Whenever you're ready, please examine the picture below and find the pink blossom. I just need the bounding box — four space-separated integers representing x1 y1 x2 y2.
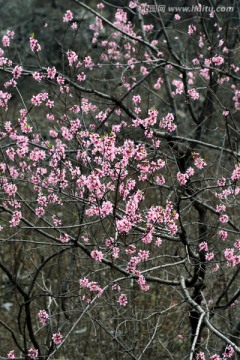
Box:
46 100 54 108
188 24 197 35
56 75 65 85
216 204 226 212
38 310 49 325
141 230 153 244
132 95 141 104
234 239 240 249
205 252 214 261
96 110 108 122
6 30 15 39
31 92 48 106
140 66 148 75
112 283 121 291
77 72 86 81
79 278 103 297
192 152 207 169
212 56 224 66
211 264 220 272
177 172 189 185
222 344 234 358
219 230 228 240
222 110 229 116
160 112 176 132
118 293 128 306
153 77 163 89
35 207 45 217
0 90 12 110
116 217 133 233
3 183 17 197
137 275 150 291
61 126 73 140
84 56 94 69
4 79 17 88
224 248 234 261
28 348 38 359
63 10 73 23
155 175 165 186
218 177 226 186
196 352 206 360
204 58 212 67
9 168 19 179
29 37 41 52
219 214 229 223
59 233 70 243
89 281 103 296
91 249 104 262
209 10 215 18
155 238 163 246
52 332 63 345
231 164 240 180
47 66 56 79
49 130 58 138
29 148 46 161
100 201 113 217
186 167 194 176
129 1 137 8
97 3 105 9
168 222 178 235
79 277 90 287
198 35 205 48
67 50 78 66
137 249 149 261
12 65 22 79
199 242 208 251
112 247 120 259
2 35 10 47
126 256 140 272
52 215 62 227
105 238 114 248
71 22 78 29
9 211 22 227
33 72 45 82
192 58 199 65
125 244 136 254
172 79 184 94
188 88 200 100
218 39 224 47
174 14 181 20
7 351 15 359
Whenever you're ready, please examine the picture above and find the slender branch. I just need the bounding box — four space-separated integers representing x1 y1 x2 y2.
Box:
189 312 205 360
153 131 240 158
0 320 24 353
180 276 240 354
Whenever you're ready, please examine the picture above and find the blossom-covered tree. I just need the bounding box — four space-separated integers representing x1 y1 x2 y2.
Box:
0 1 240 359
